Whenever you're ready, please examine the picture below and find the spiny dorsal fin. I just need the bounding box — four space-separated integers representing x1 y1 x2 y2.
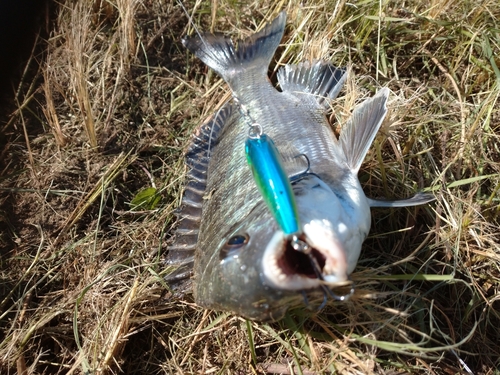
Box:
277 61 346 108
182 12 286 85
165 102 235 285
338 87 389 172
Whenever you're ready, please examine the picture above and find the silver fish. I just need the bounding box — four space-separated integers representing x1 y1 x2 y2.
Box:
166 11 434 321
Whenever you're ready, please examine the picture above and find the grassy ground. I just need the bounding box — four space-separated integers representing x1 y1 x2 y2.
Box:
0 0 499 373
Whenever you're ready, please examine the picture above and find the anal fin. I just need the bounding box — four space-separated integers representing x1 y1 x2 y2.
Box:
338 88 389 172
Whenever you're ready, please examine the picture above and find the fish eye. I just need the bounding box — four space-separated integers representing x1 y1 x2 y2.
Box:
220 233 249 260
226 234 248 247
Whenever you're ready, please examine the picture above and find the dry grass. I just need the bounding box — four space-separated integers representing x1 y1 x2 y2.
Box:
0 0 499 374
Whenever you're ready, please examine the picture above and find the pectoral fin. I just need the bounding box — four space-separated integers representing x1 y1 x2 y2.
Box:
368 192 436 208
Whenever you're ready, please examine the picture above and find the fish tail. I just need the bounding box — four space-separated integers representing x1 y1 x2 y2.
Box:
182 11 286 86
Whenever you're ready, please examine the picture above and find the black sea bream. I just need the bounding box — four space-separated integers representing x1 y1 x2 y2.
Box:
166 11 434 321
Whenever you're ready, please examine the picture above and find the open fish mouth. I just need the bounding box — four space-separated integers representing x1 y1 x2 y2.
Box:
262 230 350 291
279 236 326 279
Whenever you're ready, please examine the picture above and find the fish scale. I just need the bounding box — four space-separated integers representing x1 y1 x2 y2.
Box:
166 11 435 321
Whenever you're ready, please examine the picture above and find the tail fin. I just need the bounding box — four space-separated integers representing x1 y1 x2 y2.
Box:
182 11 286 85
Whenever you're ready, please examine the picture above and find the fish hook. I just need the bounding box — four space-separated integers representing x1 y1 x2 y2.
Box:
288 154 324 185
292 235 355 311
301 290 310 307
289 154 311 182
301 287 329 312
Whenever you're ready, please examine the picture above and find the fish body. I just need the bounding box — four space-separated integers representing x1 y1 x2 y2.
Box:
166 12 434 321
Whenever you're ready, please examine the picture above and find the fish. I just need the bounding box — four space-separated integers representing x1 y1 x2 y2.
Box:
165 11 435 321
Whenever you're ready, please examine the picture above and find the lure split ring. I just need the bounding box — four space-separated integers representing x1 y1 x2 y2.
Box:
248 123 263 139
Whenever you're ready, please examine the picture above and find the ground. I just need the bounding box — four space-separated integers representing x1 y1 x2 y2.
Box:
0 0 499 374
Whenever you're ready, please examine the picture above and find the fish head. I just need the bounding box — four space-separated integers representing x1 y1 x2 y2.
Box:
195 207 295 321
262 175 365 292
195 176 364 321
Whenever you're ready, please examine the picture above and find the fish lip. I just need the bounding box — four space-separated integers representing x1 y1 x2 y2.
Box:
262 230 348 291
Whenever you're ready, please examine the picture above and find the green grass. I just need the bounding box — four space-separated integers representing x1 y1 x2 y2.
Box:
0 0 499 373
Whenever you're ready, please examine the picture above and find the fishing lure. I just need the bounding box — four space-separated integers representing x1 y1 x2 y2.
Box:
245 134 300 237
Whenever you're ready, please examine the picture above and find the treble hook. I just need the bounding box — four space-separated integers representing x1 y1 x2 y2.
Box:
288 154 324 186
289 154 311 182
292 236 355 312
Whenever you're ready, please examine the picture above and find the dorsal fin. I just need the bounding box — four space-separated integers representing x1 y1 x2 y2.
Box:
277 61 346 108
165 102 235 287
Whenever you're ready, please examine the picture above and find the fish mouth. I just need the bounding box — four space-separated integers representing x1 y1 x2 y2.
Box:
278 237 326 278
262 230 349 291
